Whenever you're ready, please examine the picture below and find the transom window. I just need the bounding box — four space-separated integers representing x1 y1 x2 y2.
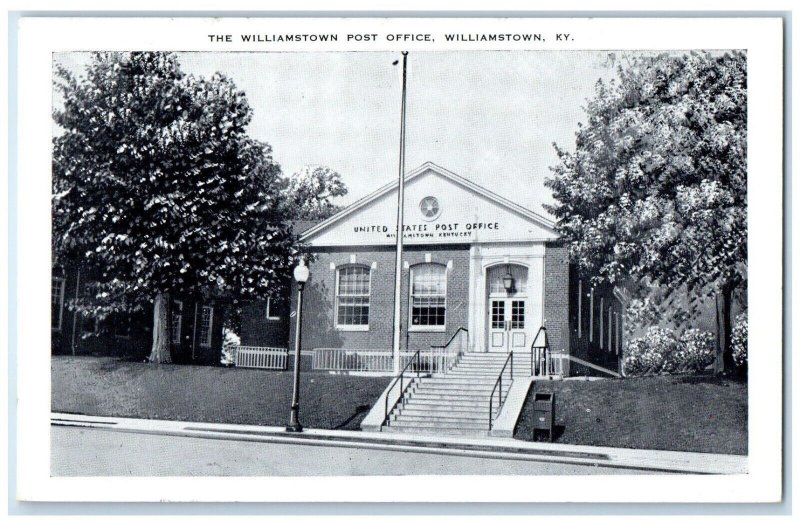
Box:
488 264 528 295
336 265 371 328
410 263 447 328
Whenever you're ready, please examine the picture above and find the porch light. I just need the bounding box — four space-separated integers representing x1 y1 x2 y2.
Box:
502 267 514 293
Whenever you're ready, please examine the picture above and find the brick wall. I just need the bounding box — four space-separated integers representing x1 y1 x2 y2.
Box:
287 245 471 351
240 299 291 348
543 242 570 354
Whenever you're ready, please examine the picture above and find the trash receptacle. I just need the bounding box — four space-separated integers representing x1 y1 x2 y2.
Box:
532 392 555 442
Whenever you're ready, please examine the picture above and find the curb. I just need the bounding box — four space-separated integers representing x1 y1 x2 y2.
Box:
51 413 747 475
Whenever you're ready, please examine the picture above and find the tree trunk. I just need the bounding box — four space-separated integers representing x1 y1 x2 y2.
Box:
715 283 734 374
149 291 172 363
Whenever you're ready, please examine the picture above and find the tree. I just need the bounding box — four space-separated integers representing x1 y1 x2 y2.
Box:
282 165 348 221
53 52 298 363
545 51 746 372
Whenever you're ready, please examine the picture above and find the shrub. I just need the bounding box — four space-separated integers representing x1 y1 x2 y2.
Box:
676 329 716 373
732 311 748 369
622 327 678 376
220 328 241 366
623 326 715 376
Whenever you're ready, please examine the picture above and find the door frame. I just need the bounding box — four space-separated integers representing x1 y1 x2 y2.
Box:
483 262 535 353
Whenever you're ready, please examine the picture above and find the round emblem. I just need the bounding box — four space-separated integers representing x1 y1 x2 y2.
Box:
419 196 441 221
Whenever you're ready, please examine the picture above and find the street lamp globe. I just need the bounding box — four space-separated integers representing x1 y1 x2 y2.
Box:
294 260 310 284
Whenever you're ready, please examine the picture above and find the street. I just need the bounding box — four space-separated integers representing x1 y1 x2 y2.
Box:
51 426 643 476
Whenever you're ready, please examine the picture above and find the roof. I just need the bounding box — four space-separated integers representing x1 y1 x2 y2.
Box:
300 162 557 242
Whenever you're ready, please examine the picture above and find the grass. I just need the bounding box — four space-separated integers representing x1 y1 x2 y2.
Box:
514 375 748 455
52 356 390 431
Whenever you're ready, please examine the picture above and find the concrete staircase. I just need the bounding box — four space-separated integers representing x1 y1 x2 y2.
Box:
383 352 532 437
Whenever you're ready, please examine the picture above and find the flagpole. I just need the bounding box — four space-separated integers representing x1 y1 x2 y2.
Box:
392 51 409 375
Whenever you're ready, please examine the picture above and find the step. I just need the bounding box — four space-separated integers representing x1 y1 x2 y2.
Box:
396 408 491 419
411 387 504 397
417 377 500 386
409 393 505 403
400 398 498 409
382 425 489 437
390 416 488 429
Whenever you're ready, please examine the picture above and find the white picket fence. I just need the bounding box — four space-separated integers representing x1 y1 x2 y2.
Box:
312 348 457 374
233 346 289 370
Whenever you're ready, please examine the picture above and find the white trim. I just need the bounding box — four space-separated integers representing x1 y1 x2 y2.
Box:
300 162 558 242
266 298 280 321
199 305 213 348
334 264 371 331
51 276 65 331
171 300 184 345
408 262 448 331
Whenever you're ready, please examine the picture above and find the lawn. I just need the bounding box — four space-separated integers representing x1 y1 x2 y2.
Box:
52 356 390 430
514 375 748 455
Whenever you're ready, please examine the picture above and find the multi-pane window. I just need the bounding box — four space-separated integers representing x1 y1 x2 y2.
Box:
488 265 528 295
199 305 214 347
170 300 183 344
51 277 65 330
510 300 525 329
335 266 370 328
410 263 447 328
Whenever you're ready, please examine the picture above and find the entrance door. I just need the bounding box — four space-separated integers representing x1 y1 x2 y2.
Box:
488 298 528 353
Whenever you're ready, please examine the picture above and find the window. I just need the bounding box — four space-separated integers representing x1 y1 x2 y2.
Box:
51 277 65 330
410 263 447 329
266 298 280 320
199 305 214 348
488 265 528 295
335 265 371 329
81 283 98 334
170 300 183 344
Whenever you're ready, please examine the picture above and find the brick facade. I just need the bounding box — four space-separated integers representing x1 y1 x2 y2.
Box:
286 245 471 351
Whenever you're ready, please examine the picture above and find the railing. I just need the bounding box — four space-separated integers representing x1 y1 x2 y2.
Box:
312 344 467 374
384 350 422 427
429 326 468 374
233 346 289 370
488 351 514 430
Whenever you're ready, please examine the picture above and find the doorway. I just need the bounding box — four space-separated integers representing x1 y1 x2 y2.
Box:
486 264 531 353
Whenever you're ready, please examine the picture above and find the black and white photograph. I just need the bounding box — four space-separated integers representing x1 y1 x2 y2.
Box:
9 14 785 506
48 46 750 477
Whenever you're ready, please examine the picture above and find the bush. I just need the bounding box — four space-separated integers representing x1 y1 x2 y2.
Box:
623 326 715 376
677 329 716 373
732 311 748 369
622 327 677 376
220 328 241 366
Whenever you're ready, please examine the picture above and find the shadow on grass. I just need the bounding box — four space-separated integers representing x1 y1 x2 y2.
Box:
333 404 371 430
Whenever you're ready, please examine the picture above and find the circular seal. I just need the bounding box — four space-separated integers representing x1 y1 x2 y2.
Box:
419 196 441 221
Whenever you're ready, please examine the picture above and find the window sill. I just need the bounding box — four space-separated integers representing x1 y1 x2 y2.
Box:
408 326 447 333
336 325 370 332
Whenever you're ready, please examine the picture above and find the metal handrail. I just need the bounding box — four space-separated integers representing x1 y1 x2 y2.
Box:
384 350 422 427
531 326 549 377
430 327 468 373
430 326 468 350
488 351 513 430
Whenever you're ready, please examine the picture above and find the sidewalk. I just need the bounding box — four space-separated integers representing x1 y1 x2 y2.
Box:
51 412 747 475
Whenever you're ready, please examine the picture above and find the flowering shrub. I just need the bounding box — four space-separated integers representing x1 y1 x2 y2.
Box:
732 311 748 369
677 329 716 373
220 328 241 366
622 327 678 376
623 326 715 376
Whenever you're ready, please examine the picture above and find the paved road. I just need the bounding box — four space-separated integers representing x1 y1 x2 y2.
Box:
51 426 642 476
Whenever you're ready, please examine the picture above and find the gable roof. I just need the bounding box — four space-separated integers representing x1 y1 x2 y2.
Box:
300 162 557 242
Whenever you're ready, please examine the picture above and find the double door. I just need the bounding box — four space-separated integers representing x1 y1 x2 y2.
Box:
488 298 529 353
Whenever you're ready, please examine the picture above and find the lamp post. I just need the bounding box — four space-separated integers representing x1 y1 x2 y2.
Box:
286 259 310 433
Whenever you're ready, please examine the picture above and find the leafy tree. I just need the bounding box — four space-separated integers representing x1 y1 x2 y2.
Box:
546 51 746 372
282 165 348 221
53 52 298 363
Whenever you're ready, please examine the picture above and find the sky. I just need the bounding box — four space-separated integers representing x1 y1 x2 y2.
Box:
54 51 620 215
